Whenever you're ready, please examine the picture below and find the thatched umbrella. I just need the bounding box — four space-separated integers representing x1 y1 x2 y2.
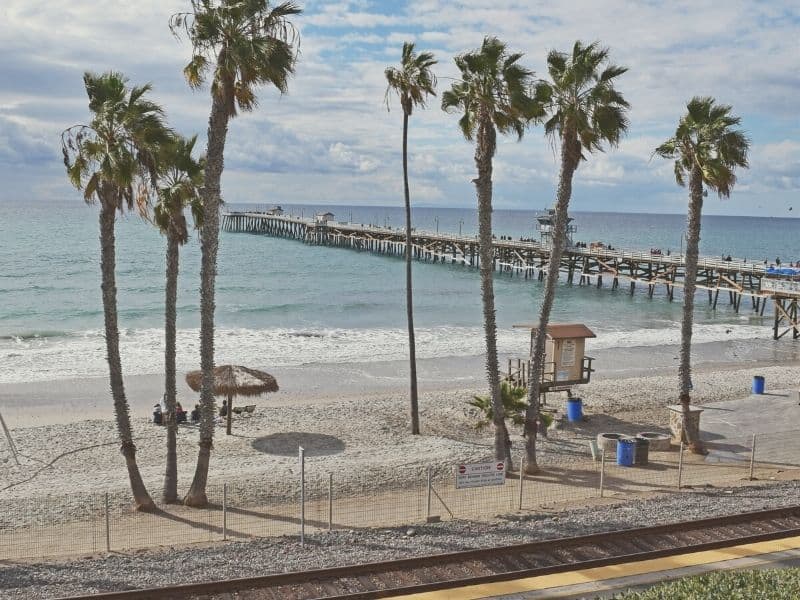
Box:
185 365 279 435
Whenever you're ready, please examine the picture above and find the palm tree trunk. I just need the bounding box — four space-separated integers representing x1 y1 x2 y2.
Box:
679 164 706 454
474 111 507 467
99 197 154 511
524 131 580 474
402 110 420 435
163 228 180 503
185 91 229 507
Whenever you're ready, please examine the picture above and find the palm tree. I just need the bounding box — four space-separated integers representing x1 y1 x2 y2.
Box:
62 72 171 510
469 382 528 459
152 135 204 503
442 37 543 469
655 97 749 453
384 42 437 436
523 41 629 474
170 0 301 507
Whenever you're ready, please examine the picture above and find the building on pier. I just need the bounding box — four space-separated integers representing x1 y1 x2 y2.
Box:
536 208 576 247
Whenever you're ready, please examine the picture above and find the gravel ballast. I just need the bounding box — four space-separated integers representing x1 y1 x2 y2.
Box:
3 480 800 599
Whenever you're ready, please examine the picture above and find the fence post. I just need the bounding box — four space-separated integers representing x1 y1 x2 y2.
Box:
517 455 525 510
599 450 606 497
749 433 757 481
677 441 684 489
299 446 305 547
222 482 228 542
104 492 110 553
426 466 432 521
328 472 333 531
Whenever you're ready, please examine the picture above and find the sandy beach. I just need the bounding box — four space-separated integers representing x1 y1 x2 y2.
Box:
1 338 799 512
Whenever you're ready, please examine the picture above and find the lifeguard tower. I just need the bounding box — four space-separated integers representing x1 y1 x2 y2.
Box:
510 323 595 393
536 208 577 247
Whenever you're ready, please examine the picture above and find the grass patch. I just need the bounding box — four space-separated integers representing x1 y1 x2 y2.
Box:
611 568 800 599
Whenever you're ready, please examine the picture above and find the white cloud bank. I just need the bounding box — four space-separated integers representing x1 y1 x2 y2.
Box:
0 0 797 215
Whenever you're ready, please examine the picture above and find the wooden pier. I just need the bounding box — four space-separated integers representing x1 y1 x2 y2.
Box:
221 211 800 340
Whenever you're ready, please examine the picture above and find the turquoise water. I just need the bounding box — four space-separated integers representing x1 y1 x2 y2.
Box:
0 199 798 383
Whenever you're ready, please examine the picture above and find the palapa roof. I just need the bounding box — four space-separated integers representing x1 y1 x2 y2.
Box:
185 365 279 397
512 323 596 340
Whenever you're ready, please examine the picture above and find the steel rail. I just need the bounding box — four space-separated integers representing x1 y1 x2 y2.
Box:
58 505 800 600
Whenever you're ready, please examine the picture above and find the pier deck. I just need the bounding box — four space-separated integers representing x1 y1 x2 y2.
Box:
221 211 800 340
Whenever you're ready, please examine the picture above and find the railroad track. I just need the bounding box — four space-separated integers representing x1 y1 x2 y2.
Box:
62 505 800 600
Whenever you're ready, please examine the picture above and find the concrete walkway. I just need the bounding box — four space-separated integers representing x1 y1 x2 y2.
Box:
489 541 800 599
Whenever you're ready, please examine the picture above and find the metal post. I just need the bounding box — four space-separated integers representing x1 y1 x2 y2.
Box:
0 410 20 466
518 456 525 510
599 450 606 497
222 482 228 541
299 446 305 547
328 472 333 531
426 466 432 521
104 492 110 553
677 441 684 489
749 433 757 480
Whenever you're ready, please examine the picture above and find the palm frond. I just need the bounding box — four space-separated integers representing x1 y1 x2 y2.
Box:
173 0 301 118
62 72 170 213
384 41 438 115
442 36 542 142
655 96 749 197
542 40 629 161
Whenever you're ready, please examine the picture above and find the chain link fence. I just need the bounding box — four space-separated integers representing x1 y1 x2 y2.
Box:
2 429 798 560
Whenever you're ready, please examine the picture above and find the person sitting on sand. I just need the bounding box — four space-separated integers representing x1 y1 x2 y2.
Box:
219 399 228 418
190 404 200 423
175 402 187 424
152 404 162 425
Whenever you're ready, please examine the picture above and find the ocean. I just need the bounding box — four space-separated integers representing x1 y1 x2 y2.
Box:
1 198 798 384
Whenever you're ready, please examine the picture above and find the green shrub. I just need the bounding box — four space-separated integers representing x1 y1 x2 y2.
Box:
611 568 800 599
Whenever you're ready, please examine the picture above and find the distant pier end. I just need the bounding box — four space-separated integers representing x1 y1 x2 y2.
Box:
221 210 800 340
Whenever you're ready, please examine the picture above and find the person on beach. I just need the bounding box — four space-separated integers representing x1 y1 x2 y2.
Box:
190 404 200 423
175 402 187 424
219 399 228 418
152 404 162 425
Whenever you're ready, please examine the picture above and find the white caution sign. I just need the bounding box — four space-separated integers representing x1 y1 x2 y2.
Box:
455 461 506 489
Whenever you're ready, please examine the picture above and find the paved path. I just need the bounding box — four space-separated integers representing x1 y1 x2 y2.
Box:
699 389 800 468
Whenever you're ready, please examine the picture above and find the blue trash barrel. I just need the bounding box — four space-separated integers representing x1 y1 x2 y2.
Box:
566 398 583 422
752 375 765 394
616 438 636 466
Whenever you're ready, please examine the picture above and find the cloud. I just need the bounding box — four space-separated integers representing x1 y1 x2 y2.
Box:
0 0 797 215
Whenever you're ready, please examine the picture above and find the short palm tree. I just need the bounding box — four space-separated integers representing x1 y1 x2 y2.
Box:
655 97 749 453
384 42 437 436
523 41 629 474
469 382 528 459
152 135 204 503
442 36 543 469
62 72 171 510
170 0 301 507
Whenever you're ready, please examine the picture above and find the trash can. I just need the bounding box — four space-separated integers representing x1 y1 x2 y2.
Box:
616 438 636 467
566 398 583 422
634 437 650 466
752 375 765 395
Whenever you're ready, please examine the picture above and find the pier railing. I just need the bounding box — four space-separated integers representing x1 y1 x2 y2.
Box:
223 211 772 275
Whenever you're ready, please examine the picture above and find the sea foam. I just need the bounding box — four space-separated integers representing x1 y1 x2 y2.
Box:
0 322 773 384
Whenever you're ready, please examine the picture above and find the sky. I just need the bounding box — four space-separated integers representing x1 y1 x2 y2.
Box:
0 0 798 216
